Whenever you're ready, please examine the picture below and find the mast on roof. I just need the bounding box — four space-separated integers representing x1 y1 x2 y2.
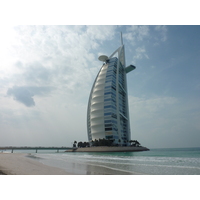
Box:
120 32 123 45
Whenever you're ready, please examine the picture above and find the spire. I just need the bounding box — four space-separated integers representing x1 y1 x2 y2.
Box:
120 32 123 45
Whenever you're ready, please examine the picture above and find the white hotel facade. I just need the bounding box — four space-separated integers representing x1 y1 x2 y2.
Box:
87 35 136 146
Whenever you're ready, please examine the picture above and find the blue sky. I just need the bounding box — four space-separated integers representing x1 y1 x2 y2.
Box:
0 25 200 148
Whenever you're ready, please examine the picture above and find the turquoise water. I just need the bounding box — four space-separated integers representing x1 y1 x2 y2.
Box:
27 147 200 175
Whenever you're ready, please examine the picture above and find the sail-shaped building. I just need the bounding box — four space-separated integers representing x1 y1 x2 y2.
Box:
87 34 136 146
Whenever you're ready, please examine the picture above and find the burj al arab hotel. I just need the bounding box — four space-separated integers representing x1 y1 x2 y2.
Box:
87 34 136 146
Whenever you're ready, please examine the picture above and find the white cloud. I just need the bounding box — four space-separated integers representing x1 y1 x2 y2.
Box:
1 25 199 149
1 26 117 106
123 25 168 63
0 25 119 146
133 46 149 61
86 25 116 41
154 25 167 42
124 25 150 43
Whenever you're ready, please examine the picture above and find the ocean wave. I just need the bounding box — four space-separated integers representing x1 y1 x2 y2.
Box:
34 150 200 175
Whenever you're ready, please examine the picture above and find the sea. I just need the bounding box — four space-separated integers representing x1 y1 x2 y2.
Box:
8 147 200 175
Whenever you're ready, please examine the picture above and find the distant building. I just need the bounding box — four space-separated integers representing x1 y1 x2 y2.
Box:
87 34 136 146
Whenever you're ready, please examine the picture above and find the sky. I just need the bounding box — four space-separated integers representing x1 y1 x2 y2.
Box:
0 25 200 149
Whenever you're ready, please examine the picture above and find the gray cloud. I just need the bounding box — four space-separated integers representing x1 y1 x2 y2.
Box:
7 86 53 107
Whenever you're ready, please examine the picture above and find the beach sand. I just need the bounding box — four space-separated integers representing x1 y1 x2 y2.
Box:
0 153 73 175
0 153 136 175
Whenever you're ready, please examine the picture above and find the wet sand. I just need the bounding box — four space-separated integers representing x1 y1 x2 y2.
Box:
0 153 138 175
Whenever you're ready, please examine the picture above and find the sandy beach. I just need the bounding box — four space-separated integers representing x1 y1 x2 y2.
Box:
0 153 136 175
0 153 73 175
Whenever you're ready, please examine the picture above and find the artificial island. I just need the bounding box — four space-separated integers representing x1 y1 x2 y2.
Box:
69 33 149 152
